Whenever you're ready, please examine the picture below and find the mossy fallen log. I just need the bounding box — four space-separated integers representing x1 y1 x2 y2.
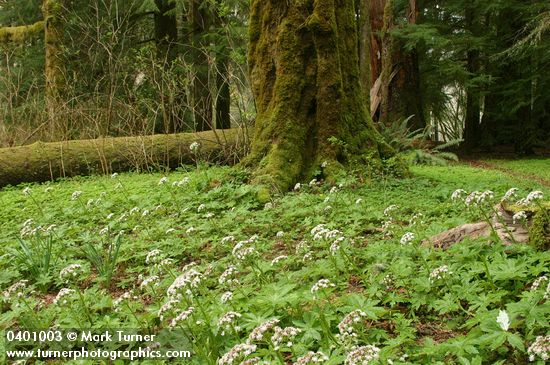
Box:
0 21 44 44
0 129 248 188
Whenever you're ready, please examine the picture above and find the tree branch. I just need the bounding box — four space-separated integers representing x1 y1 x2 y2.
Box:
0 21 44 44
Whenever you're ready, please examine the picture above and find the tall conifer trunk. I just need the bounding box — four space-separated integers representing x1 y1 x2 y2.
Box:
246 0 399 191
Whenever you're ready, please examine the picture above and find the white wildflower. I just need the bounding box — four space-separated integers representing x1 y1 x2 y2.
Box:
134 71 146 87
264 202 273 209
309 179 318 187
337 310 366 343
167 267 203 298
218 311 242 335
2 280 28 300
355 198 363 204
165 228 176 234
271 255 288 266
247 319 280 343
271 326 301 350
451 189 466 201
311 279 335 295
294 183 301 191
384 205 399 216
189 142 201 154
513 211 528 224
146 249 162 264
158 298 179 320
344 345 380 365
294 351 329 365
221 236 235 245
54 288 75 305
221 291 233 303
531 276 548 291
496 310 510 331
527 335 550 362
276 231 285 238
169 307 195 328
429 265 452 282
502 188 518 202
158 177 168 185
59 264 83 283
525 191 544 204
22 187 31 196
219 265 238 285
217 343 257 365
140 275 160 290
329 186 338 194
400 232 415 245
71 191 82 200
186 226 196 233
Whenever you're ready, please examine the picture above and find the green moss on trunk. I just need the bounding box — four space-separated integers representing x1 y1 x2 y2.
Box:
246 0 401 192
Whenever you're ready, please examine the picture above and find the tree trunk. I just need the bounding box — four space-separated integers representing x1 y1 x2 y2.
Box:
42 0 66 124
189 0 213 132
0 129 246 188
246 0 400 192
214 6 231 130
462 3 481 150
371 0 425 129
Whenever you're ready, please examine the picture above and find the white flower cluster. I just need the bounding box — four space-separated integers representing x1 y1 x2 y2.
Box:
189 142 201 154
219 265 239 285
59 264 83 283
310 224 335 239
158 298 179 320
530 276 550 300
158 177 169 185
400 232 415 245
20 219 56 238
382 274 394 288
221 236 235 244
311 279 335 295
217 343 257 365
271 326 301 350
169 307 194 328
247 319 280 343
344 345 380 365
2 280 28 300
451 189 466 201
167 265 203 298
221 291 233 303
518 191 544 206
218 312 242 335
271 255 288 266
140 275 160 290
172 177 190 187
54 288 75 305
429 265 452 282
528 335 550 362
513 211 528 224
294 351 329 364
113 292 133 311
337 310 366 344
232 236 258 261
145 249 162 264
383 205 399 217
502 188 518 202
71 191 82 200
496 310 510 331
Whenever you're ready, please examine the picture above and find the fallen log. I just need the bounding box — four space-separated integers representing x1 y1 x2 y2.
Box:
426 203 548 249
0 128 249 188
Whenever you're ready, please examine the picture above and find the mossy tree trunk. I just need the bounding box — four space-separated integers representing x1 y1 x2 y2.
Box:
246 0 398 192
42 0 66 124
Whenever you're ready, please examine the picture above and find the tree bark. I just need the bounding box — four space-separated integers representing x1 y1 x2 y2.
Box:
42 0 66 123
0 129 246 188
371 0 425 130
246 0 400 192
189 0 213 132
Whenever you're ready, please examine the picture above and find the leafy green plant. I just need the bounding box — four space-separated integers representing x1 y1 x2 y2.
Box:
83 234 123 288
13 235 57 291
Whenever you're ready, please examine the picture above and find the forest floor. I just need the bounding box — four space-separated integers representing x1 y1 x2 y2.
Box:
0 161 549 364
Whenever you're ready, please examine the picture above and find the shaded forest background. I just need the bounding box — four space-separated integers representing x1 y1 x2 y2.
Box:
0 0 549 154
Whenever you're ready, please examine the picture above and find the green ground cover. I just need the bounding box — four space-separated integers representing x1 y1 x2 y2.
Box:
0 163 549 364
481 159 550 183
